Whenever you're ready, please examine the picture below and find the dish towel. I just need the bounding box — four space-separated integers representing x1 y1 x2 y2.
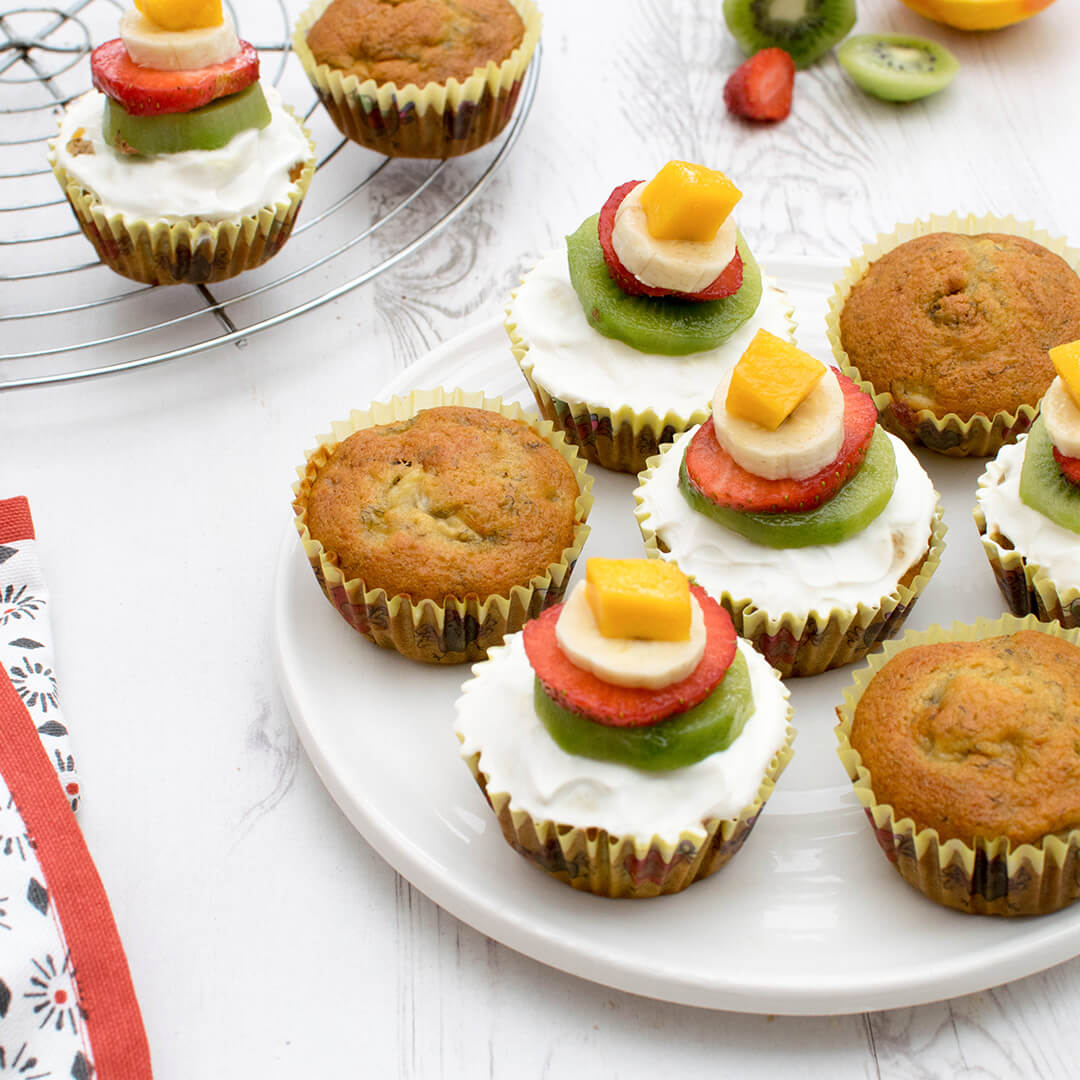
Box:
0 497 153 1079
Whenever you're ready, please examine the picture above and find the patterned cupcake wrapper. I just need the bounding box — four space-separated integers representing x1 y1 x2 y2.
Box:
505 292 797 476
292 388 593 665
632 441 947 677
826 212 1080 457
48 114 315 286
460 719 794 899
835 614 1080 916
292 0 540 159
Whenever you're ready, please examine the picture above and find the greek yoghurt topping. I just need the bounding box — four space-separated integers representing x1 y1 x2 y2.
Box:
977 437 1080 592
454 635 789 844
635 429 938 621
53 86 310 223
508 248 794 419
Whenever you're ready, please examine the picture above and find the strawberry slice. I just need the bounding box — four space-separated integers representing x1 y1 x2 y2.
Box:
684 372 878 514
1052 445 1080 487
522 585 737 728
91 38 259 116
597 181 744 301
724 48 795 123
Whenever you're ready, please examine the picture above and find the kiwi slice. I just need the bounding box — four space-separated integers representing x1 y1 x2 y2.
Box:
723 0 856 69
837 34 959 102
104 82 272 156
1019 417 1080 534
566 217 763 356
679 427 897 549
533 650 754 772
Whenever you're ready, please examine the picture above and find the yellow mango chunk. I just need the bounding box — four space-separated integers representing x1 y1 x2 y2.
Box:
640 161 742 243
134 0 223 31
1049 340 1080 409
725 330 827 432
585 558 691 642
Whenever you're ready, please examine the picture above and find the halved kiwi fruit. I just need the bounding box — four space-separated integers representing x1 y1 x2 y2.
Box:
104 82 272 156
723 0 856 69
837 33 959 102
1019 417 1080 534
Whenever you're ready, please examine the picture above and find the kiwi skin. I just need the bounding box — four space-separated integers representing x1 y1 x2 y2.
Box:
837 33 960 103
723 0 856 70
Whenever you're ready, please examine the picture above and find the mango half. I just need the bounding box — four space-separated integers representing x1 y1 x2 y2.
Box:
896 0 1056 31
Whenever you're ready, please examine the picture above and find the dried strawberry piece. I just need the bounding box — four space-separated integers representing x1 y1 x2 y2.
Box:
522 586 736 728
1052 445 1080 488
684 372 878 513
597 181 744 300
724 48 795 122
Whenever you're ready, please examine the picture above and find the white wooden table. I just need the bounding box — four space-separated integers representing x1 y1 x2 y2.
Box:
5 0 1080 1074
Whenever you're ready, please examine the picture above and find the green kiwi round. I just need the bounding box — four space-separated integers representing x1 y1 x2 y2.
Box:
1019 416 1080 534
565 217 763 356
722 0 856 69
104 82 272 156
837 34 959 102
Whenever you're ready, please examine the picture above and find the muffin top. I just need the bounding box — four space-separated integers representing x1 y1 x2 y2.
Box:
301 406 579 602
849 630 1080 846
839 232 1080 421
305 0 524 87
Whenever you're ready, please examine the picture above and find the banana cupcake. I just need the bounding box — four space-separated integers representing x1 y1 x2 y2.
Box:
828 213 1080 457
50 1 314 285
454 558 794 898
293 0 540 158
836 617 1080 916
634 332 944 676
507 161 795 474
292 389 592 664
974 339 1080 627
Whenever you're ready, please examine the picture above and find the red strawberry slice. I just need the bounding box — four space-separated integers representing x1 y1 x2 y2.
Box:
91 38 259 116
597 181 744 301
684 371 878 514
522 585 737 728
1053 445 1080 487
724 48 795 123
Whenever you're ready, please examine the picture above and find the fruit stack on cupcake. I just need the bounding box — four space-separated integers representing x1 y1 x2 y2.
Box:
507 161 795 474
975 340 1080 626
50 0 314 285
635 331 944 676
454 557 792 898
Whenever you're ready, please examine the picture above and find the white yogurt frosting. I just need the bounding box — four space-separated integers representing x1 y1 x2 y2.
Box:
977 437 1080 592
508 247 793 419
54 86 311 223
634 429 938 621
454 634 789 844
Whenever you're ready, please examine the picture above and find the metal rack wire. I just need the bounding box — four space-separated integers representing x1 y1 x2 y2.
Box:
0 0 539 390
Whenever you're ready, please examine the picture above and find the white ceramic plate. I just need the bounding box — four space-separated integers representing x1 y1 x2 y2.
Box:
273 257 1080 1014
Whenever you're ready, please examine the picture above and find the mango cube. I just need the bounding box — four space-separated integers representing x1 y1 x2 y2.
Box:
640 161 742 244
1050 340 1080 409
585 558 691 642
725 330 826 432
135 0 223 30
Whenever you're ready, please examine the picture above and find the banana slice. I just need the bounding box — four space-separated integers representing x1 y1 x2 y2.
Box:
554 582 706 690
120 10 239 71
1041 376 1080 458
712 366 846 481
611 181 738 295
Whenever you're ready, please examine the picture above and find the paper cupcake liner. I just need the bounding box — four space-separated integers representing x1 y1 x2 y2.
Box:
49 113 315 286
505 291 797 476
973 474 1080 628
292 388 593 665
835 615 1080 916
633 440 947 677
826 212 1080 458
292 0 540 159
460 717 794 899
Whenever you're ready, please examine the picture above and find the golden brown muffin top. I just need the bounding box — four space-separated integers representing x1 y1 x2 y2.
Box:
306 0 524 87
302 406 579 603
839 233 1080 421
849 631 1080 846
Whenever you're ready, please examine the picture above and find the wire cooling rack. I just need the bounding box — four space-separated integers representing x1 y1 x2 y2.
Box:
0 0 540 390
